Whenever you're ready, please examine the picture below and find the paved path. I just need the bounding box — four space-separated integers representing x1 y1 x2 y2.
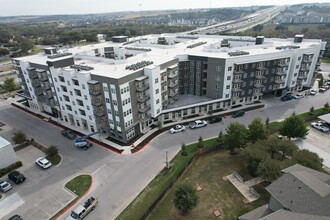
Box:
226 173 263 203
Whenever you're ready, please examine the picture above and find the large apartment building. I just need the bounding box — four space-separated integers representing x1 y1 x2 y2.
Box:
13 34 326 144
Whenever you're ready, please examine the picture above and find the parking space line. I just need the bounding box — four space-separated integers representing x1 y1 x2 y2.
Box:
92 163 107 176
39 205 51 217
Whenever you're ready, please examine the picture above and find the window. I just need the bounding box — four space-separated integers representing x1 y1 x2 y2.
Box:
216 66 221 72
107 109 112 114
61 86 67 92
74 89 81 96
228 66 232 71
72 79 79 86
298 56 301 61
113 100 117 106
79 109 86 116
67 81 70 85
87 106 90 110
57 87 60 92
84 95 88 100
296 65 299 69
59 76 65 82
77 99 84 106
121 88 124 94
243 73 247 78
59 97 62 101
215 84 220 90
155 78 159 83
72 101 75 106
227 76 231 80
156 89 159 94
105 98 110 103
70 91 73 96
156 99 159 104
225 94 229 98
66 105 72 111
63 95 70 102
294 73 297 77
157 109 160 114
196 64 201 69
250 72 254 77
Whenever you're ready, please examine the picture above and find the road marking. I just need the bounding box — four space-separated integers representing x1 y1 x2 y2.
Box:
39 205 51 217
92 163 107 176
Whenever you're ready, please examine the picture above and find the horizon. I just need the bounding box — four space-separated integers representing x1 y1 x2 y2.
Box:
0 0 327 17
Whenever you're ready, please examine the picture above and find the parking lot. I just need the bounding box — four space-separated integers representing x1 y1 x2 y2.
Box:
294 126 330 168
0 145 75 219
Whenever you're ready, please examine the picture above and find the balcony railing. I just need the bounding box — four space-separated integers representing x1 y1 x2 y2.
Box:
137 94 150 103
274 79 285 84
91 98 103 107
255 74 264 80
277 62 288 67
168 72 178 79
253 84 264 88
138 105 151 113
136 84 150 92
300 66 309 71
89 89 101 96
233 69 244 74
232 87 242 92
298 74 307 79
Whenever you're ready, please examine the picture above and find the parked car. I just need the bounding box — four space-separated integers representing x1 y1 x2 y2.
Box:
281 93 294 101
170 125 185 134
209 115 222 124
189 120 207 129
8 215 23 220
61 129 77 140
0 180 12 192
36 157 52 169
8 171 26 184
310 89 317 96
232 111 245 118
293 93 304 99
311 122 329 132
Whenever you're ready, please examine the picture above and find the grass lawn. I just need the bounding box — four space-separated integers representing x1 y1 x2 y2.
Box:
148 151 270 220
46 154 61 166
65 174 92 197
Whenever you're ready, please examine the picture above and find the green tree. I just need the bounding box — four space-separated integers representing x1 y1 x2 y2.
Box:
2 77 18 93
197 136 204 148
181 143 188 156
257 158 283 182
279 115 308 140
242 144 269 176
174 182 199 215
248 117 267 143
12 130 27 144
223 122 248 154
277 140 298 160
293 149 323 171
46 145 59 157
217 130 224 145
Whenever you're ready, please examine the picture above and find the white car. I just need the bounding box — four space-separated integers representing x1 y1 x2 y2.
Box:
311 122 329 132
189 120 207 129
0 180 12 192
36 157 52 169
310 89 317 96
170 125 185 134
294 93 304 99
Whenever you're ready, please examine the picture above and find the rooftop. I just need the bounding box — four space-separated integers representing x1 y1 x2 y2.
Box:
14 34 324 80
0 136 11 149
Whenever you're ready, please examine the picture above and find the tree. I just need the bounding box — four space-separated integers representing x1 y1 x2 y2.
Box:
217 131 224 145
46 145 59 157
277 140 298 160
12 130 27 144
197 136 204 148
293 149 323 171
279 115 308 140
223 122 248 154
257 158 283 182
181 143 188 156
174 182 199 215
242 144 269 176
248 118 267 143
2 77 18 93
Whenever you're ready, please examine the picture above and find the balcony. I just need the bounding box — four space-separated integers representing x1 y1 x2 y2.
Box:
254 83 264 88
137 94 150 103
232 87 242 92
274 79 285 84
31 80 41 87
44 92 53 99
253 90 262 96
35 88 43 96
300 66 309 71
233 69 244 75
41 82 51 90
168 81 178 88
168 91 178 97
277 62 288 67
89 89 101 96
168 72 178 79
256 66 266 70
36 95 44 102
255 74 265 80
136 84 150 92
232 78 243 84
273 84 280 90
139 114 151 123
91 97 103 107
39 76 48 82
138 105 151 113
275 70 284 76
93 107 105 117
298 74 308 79
28 71 38 79
302 57 312 63
231 95 240 101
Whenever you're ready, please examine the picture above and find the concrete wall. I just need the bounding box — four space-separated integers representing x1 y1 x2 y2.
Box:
0 137 17 169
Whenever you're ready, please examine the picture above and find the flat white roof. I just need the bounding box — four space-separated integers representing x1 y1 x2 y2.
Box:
15 34 323 79
0 136 11 149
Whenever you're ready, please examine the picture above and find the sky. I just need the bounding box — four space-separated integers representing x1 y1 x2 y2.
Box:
0 0 328 16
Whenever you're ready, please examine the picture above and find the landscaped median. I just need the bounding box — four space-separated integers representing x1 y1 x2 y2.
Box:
49 174 92 220
116 139 219 220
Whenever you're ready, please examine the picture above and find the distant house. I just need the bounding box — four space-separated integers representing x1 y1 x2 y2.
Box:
239 164 330 220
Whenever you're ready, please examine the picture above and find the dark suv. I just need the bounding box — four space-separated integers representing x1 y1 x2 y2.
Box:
61 129 77 140
232 111 245 118
8 171 26 184
209 115 222 124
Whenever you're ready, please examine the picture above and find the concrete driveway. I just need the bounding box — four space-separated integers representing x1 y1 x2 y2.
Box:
294 128 330 168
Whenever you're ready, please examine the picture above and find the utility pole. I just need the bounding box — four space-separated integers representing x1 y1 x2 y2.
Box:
165 151 170 169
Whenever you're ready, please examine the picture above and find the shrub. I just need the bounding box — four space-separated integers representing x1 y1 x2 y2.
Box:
0 161 23 178
46 145 59 157
12 130 27 144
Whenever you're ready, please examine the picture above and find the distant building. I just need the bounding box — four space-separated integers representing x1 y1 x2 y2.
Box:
97 34 106 43
0 136 17 169
12 34 326 146
239 164 330 220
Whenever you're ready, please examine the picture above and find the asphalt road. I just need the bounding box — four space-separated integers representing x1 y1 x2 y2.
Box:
1 63 330 220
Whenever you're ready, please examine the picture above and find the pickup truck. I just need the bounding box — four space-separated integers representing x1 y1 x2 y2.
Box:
66 197 98 220
189 120 207 129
